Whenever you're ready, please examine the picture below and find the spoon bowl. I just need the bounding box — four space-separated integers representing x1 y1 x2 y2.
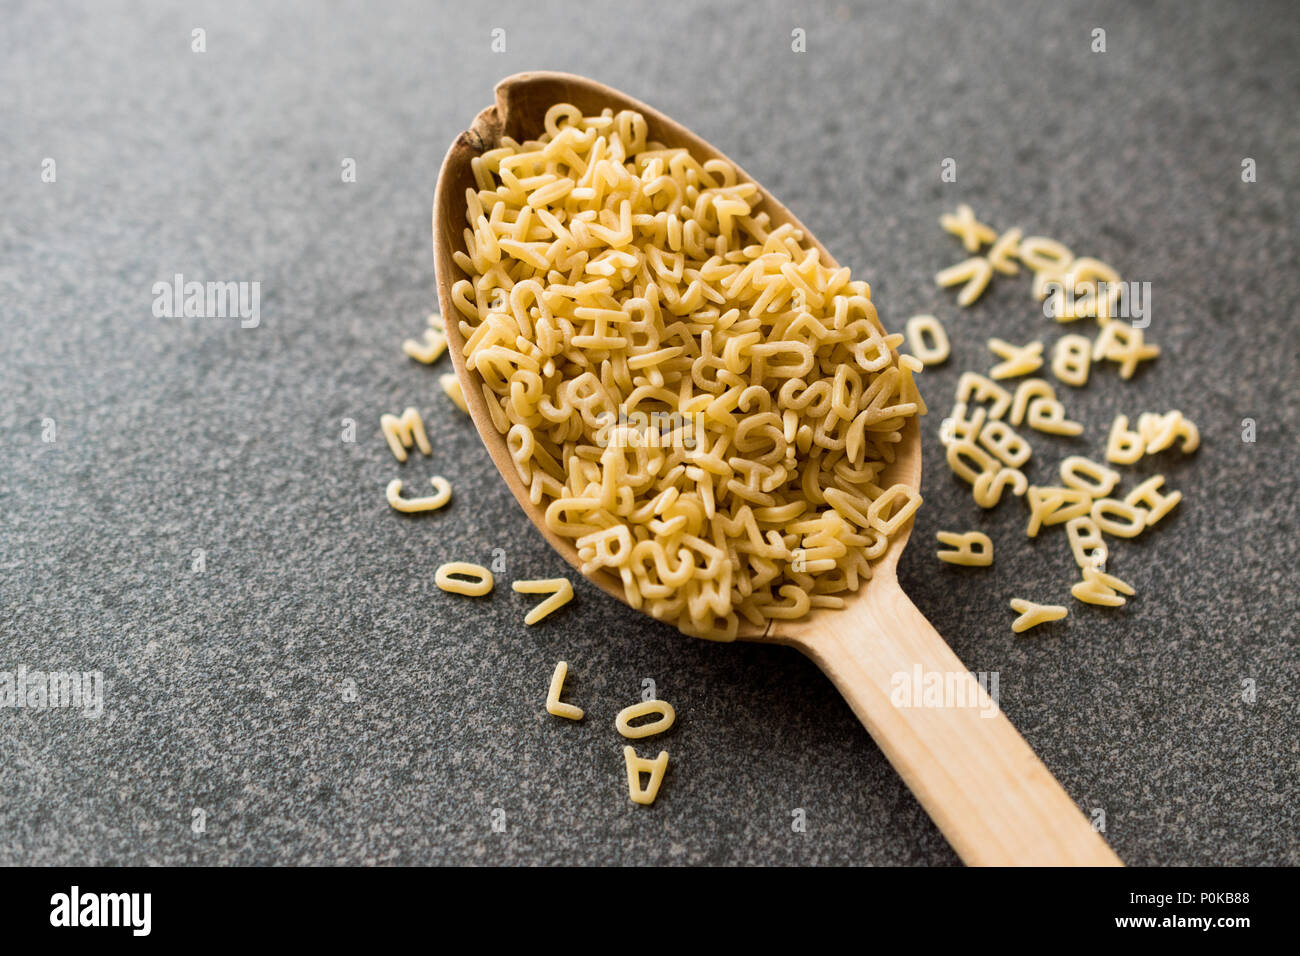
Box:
434 71 1121 866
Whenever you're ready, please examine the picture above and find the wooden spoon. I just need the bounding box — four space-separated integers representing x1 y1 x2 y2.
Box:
432 71 1122 866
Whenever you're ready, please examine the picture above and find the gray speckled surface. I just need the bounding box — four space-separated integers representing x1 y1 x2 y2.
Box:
1 0 1297 866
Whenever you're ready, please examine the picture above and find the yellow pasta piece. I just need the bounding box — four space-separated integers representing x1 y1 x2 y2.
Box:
1009 598 1068 633
940 204 997 252
385 476 452 513
986 228 1022 276
1105 415 1145 464
1092 567 1134 596
936 531 993 566
1008 378 1055 427
956 372 1012 420
1046 257 1122 321
1124 475 1182 526
939 401 987 447
512 577 575 625
946 438 997 485
1031 260 1074 302
1051 334 1092 387
1065 516 1108 570
545 661 584 720
972 466 1027 507
905 314 950 366
978 420 1032 468
1038 272 1074 319
1070 580 1121 607
1174 415 1199 453
1070 566 1135 607
1138 411 1199 454
380 407 432 463
1025 486 1091 537
867 484 922 536
1091 497 1148 538
1093 323 1159 379
623 747 669 806
1058 456 1120 498
898 353 929 416
1137 412 1179 452
1025 398 1083 436
403 314 449 364
440 374 468 413
435 561 494 596
615 699 676 739
936 257 994 307
1018 236 1074 273
987 338 1044 380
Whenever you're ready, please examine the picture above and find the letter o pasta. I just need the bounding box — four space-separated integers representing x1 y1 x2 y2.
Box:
452 103 924 640
435 561 495 596
905 314 950 366
615 699 676 739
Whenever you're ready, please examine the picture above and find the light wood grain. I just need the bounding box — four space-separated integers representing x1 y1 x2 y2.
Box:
433 71 1123 866
770 571 1122 865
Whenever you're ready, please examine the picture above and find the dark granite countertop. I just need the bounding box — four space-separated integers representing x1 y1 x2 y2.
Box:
2 0 1296 865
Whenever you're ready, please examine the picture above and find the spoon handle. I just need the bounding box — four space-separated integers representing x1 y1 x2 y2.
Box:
791 585 1122 866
